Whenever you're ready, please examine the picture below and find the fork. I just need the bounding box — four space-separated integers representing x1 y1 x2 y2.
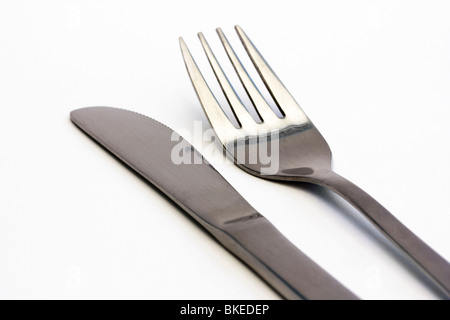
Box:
179 25 450 298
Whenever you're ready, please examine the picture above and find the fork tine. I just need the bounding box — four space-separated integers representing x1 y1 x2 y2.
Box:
235 25 309 124
216 28 281 123
197 32 257 129
179 37 238 141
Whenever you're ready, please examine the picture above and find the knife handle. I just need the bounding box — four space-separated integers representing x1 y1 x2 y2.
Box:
198 213 359 300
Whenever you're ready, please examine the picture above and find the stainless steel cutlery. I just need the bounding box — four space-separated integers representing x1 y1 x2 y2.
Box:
70 25 450 300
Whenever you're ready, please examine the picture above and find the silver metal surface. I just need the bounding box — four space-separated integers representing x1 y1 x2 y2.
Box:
71 107 359 300
180 26 450 299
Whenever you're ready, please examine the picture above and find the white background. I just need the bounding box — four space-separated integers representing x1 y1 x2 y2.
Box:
0 0 449 300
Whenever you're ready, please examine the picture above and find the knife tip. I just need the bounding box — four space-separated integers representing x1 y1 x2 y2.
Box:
70 107 89 123
70 107 102 125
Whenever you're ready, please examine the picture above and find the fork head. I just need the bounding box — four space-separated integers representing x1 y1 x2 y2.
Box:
180 26 332 180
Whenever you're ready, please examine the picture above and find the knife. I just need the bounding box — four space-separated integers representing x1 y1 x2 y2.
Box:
71 106 359 300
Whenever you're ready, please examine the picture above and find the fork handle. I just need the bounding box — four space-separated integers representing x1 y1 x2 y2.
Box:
310 170 450 298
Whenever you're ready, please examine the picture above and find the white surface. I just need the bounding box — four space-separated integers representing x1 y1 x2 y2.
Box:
0 0 449 300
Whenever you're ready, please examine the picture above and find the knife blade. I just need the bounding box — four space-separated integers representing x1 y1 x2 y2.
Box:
71 106 359 300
